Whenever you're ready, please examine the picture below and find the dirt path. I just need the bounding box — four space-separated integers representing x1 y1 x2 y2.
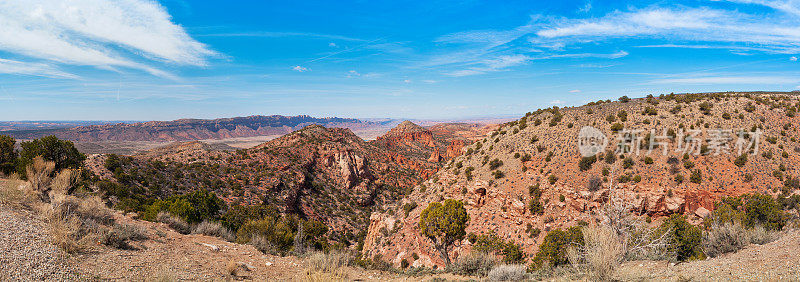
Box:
0 205 80 281
618 229 800 281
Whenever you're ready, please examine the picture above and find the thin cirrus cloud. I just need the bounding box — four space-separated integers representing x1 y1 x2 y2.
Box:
652 75 800 84
534 6 800 53
433 1 800 76
0 58 78 79
0 0 215 79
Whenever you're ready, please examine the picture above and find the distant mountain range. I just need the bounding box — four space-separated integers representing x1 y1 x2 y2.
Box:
3 115 393 142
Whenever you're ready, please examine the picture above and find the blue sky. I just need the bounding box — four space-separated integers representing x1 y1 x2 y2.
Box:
1 0 800 121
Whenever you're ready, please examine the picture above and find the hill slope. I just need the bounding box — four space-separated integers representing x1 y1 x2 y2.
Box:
85 121 482 241
362 92 800 267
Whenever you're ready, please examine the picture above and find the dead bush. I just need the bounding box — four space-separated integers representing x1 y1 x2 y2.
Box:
192 220 235 242
0 177 38 207
447 251 497 276
26 156 55 201
157 212 190 234
249 235 278 255
703 223 779 257
568 225 624 281
102 223 148 249
304 251 352 280
487 264 527 281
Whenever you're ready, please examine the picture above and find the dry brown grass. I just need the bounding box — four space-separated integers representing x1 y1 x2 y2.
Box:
299 251 353 281
192 220 234 242
487 264 527 281
0 176 38 207
26 156 54 201
703 222 779 257
156 212 190 234
3 158 139 253
569 225 624 281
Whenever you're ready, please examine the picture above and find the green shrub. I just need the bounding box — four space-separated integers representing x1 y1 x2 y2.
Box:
578 155 597 171
472 232 525 264
698 102 713 115
530 226 584 269
403 201 418 217
143 189 225 224
622 157 634 169
489 159 503 170
617 110 628 122
734 154 747 167
17 136 85 177
710 194 787 231
690 169 702 184
658 214 704 261
237 216 296 254
0 135 16 175
419 199 470 265
528 197 544 215
220 204 278 232
548 174 558 185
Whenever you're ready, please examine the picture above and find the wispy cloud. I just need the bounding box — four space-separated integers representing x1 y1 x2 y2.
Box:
199 31 364 42
535 7 800 54
652 75 800 84
726 0 800 16
444 54 532 76
292 66 308 72
0 58 78 79
431 2 800 76
0 0 215 78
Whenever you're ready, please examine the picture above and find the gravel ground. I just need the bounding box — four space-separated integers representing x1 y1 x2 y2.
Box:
618 229 800 281
0 204 80 281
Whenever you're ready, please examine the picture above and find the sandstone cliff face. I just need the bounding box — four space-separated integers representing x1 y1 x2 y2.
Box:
363 92 800 268
370 121 478 178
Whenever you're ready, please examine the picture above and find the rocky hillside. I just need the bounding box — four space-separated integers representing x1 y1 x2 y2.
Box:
363 92 800 268
6 115 386 142
84 121 483 242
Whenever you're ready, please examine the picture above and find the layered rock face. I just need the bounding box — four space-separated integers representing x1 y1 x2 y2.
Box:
363 92 800 268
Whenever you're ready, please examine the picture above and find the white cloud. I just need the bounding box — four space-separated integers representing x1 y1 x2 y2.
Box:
347 70 360 77
534 7 800 54
292 66 308 72
0 0 215 78
569 89 581 93
403 79 411 83
422 79 438 84
792 56 798 61
652 75 800 84
329 42 338 47
550 99 565 104
726 0 800 16
445 54 532 76
0 58 78 79
579 2 592 13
